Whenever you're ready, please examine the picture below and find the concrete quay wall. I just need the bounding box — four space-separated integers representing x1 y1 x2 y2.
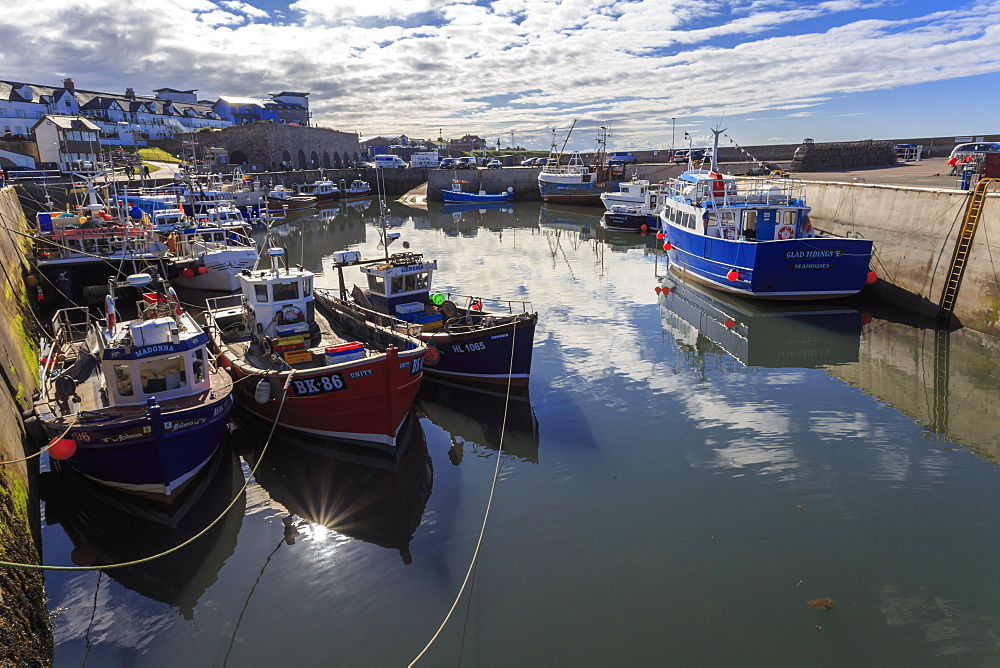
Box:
802 180 1000 334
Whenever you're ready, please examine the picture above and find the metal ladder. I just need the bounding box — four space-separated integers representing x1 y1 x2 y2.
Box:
937 177 996 324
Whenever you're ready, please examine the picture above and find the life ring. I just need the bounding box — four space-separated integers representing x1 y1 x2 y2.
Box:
777 225 794 240
803 217 812 233
277 305 303 325
261 336 274 356
439 300 458 320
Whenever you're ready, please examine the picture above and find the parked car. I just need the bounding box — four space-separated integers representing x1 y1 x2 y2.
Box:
608 151 638 165
439 157 457 169
455 157 477 169
521 157 540 166
487 159 502 169
949 142 1000 159
893 144 917 158
671 149 705 164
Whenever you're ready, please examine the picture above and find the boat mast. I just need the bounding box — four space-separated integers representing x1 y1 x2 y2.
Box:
710 126 725 173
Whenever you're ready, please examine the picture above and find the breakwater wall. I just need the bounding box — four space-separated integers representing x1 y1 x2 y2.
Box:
0 185 51 662
802 180 1000 335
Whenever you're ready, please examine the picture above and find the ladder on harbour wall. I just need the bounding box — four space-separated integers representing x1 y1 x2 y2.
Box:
937 178 997 324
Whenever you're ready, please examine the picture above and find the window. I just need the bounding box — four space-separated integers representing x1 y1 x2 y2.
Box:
139 355 185 393
391 276 404 294
782 210 798 227
273 281 299 302
14 110 24 118
303 278 311 296
193 349 205 384
114 365 133 396
744 211 758 237
367 274 385 294
254 284 268 303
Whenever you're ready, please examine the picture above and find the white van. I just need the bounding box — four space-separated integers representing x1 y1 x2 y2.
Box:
373 154 408 169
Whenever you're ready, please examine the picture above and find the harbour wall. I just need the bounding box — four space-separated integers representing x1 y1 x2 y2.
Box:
0 185 51 662
801 180 1000 334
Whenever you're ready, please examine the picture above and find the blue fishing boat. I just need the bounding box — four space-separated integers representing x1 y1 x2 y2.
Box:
333 233 538 388
440 179 513 203
34 273 234 499
660 128 876 300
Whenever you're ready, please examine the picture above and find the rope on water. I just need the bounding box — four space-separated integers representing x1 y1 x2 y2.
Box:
408 321 519 666
0 371 296 572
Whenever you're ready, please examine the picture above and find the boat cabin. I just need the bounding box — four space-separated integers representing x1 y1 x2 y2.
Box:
296 181 339 198
99 277 213 406
360 253 438 319
239 249 316 340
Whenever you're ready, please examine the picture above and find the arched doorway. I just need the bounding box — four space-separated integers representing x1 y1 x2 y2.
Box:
281 150 292 170
297 149 307 169
322 151 331 168
310 151 319 169
230 150 248 164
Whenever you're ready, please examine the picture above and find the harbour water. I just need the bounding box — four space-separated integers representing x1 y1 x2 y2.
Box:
41 200 1000 665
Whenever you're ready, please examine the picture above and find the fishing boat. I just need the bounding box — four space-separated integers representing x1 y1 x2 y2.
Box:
339 178 373 200
440 179 513 203
33 273 234 498
162 222 258 292
295 180 340 203
659 128 876 300
204 243 426 452
333 238 538 388
600 179 663 232
31 177 169 313
266 185 316 212
537 123 626 205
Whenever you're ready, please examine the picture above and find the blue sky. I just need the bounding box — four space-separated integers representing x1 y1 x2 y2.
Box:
4 0 1000 151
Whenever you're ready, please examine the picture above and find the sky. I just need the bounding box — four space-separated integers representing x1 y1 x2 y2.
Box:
4 0 1000 151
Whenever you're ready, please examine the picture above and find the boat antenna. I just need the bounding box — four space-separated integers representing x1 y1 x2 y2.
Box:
559 120 576 158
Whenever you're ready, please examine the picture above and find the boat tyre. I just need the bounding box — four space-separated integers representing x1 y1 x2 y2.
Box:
440 300 458 320
261 336 274 357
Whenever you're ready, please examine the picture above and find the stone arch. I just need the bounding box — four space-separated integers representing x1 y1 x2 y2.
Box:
342 151 351 167
352 152 362 166
331 153 340 168
310 150 319 169
230 150 248 164
297 149 307 169
281 149 291 167
322 151 331 168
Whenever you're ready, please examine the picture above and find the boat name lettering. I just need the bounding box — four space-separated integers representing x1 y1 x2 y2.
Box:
784 250 842 259
789 263 834 270
100 426 152 443
349 369 373 379
451 341 486 354
410 356 424 375
164 418 206 432
489 333 510 340
135 344 175 358
292 373 346 396
400 264 429 273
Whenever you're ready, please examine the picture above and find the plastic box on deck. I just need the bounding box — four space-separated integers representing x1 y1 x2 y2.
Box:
276 322 309 337
274 335 305 353
333 250 361 265
325 342 365 364
395 302 425 316
283 349 312 364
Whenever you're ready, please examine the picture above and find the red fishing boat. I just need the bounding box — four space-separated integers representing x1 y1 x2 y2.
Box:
205 244 426 453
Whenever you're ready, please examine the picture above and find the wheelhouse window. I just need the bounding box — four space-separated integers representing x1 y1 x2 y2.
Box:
254 285 268 303
273 281 299 302
782 210 798 227
114 364 133 396
391 276 404 295
367 274 385 294
193 349 205 384
139 355 186 393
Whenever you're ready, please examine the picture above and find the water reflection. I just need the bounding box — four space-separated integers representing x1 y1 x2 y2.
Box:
43 447 246 619
658 272 863 368
235 413 432 565
416 380 540 465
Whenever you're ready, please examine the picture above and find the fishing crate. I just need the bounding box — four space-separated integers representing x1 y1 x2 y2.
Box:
325 342 365 364
283 349 312 365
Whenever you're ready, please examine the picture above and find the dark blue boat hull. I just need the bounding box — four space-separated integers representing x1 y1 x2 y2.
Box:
666 223 873 299
56 395 233 496
422 315 537 386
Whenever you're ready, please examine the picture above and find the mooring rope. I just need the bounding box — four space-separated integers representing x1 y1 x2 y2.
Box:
0 416 78 465
408 317 520 666
0 371 296 572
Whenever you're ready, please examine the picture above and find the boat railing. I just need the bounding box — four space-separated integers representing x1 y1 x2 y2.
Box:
41 306 93 386
440 293 534 316
315 290 425 342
